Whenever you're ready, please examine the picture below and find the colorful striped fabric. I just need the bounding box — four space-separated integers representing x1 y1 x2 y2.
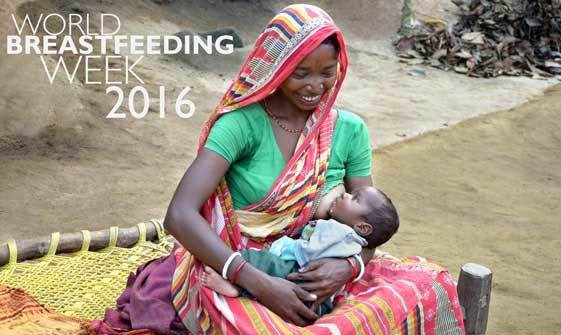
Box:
171 4 465 334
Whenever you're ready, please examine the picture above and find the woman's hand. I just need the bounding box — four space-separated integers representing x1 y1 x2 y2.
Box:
286 258 353 305
240 267 318 327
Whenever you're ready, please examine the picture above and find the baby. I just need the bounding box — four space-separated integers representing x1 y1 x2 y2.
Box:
201 186 399 314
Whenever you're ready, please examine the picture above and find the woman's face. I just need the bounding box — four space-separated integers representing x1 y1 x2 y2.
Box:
278 43 338 112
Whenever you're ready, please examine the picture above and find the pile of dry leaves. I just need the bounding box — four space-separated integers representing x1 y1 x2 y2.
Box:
397 0 561 78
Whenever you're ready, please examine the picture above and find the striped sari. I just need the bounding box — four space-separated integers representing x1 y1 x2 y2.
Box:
170 4 465 335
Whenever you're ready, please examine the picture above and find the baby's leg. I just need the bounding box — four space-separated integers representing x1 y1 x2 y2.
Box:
200 266 240 297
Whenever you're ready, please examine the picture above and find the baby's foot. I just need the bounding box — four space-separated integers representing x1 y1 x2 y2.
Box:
200 265 240 297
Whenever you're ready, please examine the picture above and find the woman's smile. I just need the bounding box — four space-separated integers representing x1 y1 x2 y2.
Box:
297 93 322 106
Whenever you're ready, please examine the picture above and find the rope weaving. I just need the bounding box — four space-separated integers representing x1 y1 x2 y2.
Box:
0 221 173 320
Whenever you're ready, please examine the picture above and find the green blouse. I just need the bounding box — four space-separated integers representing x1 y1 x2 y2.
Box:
205 103 372 209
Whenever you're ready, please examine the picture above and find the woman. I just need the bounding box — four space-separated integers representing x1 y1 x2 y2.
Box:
101 4 464 334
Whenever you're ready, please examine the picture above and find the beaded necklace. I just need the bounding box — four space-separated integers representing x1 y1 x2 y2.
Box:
262 99 303 134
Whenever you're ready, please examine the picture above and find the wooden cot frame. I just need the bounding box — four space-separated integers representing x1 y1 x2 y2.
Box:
0 221 492 335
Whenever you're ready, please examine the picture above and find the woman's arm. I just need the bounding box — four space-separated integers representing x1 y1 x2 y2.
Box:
344 175 373 191
164 149 318 326
164 149 235 270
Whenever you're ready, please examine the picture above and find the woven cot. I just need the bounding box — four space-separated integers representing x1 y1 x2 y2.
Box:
0 221 492 334
0 221 173 320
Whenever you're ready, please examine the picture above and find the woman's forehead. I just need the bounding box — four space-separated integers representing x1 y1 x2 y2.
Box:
296 45 338 68
296 62 337 70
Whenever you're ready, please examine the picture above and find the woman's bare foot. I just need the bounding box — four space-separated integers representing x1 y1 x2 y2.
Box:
200 265 240 297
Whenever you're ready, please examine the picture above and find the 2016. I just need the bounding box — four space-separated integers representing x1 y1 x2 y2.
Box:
106 86 195 119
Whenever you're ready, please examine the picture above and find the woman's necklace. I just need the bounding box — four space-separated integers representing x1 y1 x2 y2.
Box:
262 99 303 134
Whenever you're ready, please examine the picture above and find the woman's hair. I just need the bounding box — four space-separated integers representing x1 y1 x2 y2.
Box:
321 34 340 54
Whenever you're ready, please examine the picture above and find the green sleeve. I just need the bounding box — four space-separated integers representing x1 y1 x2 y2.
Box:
204 112 252 164
345 117 372 177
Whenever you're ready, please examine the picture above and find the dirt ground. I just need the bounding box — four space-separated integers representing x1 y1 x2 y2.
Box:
1 0 560 333
375 84 561 334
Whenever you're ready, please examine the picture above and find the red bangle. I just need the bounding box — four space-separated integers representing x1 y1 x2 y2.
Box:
229 259 248 284
345 257 358 280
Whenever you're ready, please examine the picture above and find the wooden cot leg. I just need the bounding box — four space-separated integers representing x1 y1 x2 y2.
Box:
457 263 492 335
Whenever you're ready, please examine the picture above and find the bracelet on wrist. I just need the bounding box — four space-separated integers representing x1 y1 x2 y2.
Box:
345 257 358 280
352 254 365 283
230 259 248 284
222 252 241 280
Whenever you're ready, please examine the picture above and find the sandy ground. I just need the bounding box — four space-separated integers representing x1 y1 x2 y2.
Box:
374 84 561 334
1 0 560 333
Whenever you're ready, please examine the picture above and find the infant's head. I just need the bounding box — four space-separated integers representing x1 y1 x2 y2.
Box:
328 186 399 249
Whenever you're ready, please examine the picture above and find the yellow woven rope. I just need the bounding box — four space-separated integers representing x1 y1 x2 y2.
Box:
48 232 60 256
109 227 118 247
80 230 91 252
7 239 17 265
136 222 147 246
0 220 174 320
